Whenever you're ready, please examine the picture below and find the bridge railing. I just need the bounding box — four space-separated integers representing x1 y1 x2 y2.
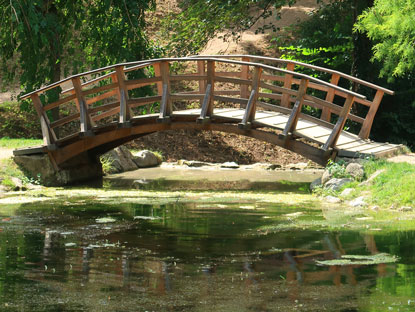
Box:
21 56 392 153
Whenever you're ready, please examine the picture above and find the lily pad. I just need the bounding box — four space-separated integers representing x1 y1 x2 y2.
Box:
95 217 116 223
316 253 398 266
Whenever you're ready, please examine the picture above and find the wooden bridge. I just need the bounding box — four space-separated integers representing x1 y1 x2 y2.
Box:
16 55 401 170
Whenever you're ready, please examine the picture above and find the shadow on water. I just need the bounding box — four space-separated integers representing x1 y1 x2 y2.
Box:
0 199 414 311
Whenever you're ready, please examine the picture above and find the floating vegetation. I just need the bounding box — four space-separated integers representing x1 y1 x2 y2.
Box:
95 217 117 223
316 253 399 266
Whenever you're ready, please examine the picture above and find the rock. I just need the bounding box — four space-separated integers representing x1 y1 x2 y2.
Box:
359 169 385 186
14 152 103 186
221 162 239 169
25 183 43 190
11 177 25 191
348 196 366 207
133 150 161 168
182 160 211 167
132 179 153 189
398 206 413 212
370 205 380 211
325 195 341 203
346 163 365 181
104 146 138 173
0 185 7 194
340 188 354 197
310 177 322 191
324 178 353 191
321 170 333 185
287 162 309 170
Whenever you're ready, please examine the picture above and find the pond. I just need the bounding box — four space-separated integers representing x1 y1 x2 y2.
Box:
0 192 414 311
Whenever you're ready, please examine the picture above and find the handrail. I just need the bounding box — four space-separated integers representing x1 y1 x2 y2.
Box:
21 55 392 152
20 57 366 100
191 54 395 95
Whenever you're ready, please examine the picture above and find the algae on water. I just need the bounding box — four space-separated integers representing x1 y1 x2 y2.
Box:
315 253 398 266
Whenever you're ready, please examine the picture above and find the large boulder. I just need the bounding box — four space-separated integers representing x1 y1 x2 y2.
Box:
321 170 333 185
324 178 353 191
133 150 161 168
14 152 102 186
346 163 365 181
102 146 138 174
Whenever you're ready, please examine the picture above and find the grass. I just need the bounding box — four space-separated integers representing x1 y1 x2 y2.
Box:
0 137 43 149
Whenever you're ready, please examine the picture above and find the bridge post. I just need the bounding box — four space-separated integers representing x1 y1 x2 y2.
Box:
30 94 57 146
281 78 309 138
239 66 262 129
198 60 215 123
158 61 172 122
323 94 355 151
359 90 385 139
115 66 133 125
281 62 295 108
240 56 251 107
71 77 94 135
321 73 340 122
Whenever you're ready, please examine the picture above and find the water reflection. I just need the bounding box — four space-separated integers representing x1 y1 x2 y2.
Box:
0 201 414 311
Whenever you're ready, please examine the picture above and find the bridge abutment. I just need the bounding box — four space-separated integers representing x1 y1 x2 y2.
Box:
14 151 102 186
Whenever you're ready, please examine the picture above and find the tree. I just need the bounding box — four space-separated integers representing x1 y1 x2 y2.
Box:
162 0 296 56
0 0 160 100
355 0 415 79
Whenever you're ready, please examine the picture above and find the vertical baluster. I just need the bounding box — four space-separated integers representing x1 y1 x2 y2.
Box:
31 94 57 146
281 62 295 107
158 61 172 121
239 66 262 129
72 77 94 134
323 94 355 151
240 57 250 106
359 89 385 139
115 66 132 125
282 78 309 137
321 73 340 122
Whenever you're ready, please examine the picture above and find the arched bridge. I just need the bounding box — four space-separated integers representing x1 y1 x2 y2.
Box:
16 55 400 171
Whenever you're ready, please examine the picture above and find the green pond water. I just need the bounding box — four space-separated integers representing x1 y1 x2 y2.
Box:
0 192 414 311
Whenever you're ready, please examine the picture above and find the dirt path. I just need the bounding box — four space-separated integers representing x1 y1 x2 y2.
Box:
387 154 415 165
0 148 13 160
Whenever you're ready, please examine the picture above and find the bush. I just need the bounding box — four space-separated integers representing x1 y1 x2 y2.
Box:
0 102 42 139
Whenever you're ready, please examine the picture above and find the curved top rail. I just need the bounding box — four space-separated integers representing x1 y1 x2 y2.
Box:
192 54 395 95
20 56 366 100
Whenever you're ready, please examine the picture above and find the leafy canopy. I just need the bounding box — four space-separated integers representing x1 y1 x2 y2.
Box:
0 0 160 96
355 0 415 78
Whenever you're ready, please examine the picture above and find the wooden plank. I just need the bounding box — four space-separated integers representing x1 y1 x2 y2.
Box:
170 75 206 81
260 81 298 97
86 89 118 105
261 73 285 83
115 65 132 124
88 101 120 114
31 94 57 145
321 73 340 122
281 62 295 107
214 95 248 106
92 107 120 122
214 76 251 86
239 66 262 128
50 112 80 129
125 76 162 90
71 76 94 132
197 60 206 101
240 56 250 101
359 90 385 139
170 94 204 100
43 94 77 111
282 78 309 136
128 95 162 107
323 94 355 150
83 82 118 97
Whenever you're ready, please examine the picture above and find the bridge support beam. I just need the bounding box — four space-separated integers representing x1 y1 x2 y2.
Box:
14 151 103 186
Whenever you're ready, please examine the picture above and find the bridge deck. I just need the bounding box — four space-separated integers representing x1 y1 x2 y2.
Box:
178 108 402 158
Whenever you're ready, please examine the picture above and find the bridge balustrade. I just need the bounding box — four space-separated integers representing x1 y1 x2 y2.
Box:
21 56 394 157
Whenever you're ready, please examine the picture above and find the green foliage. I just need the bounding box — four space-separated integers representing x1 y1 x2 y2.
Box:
355 0 415 78
162 0 295 56
326 159 350 179
0 102 42 138
0 0 161 100
100 155 116 175
0 137 43 148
